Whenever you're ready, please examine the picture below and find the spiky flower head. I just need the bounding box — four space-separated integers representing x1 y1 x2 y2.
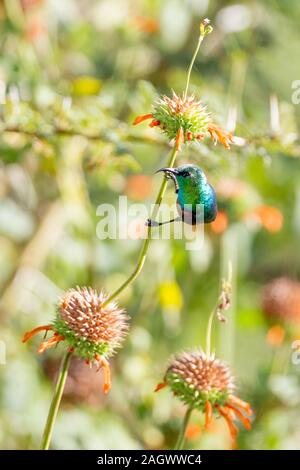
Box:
23 287 129 393
54 287 128 358
153 92 210 143
165 350 234 410
262 277 300 325
133 91 233 150
156 350 252 439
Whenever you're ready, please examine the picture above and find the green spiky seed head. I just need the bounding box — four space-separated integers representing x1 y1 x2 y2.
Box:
152 91 211 143
165 350 234 412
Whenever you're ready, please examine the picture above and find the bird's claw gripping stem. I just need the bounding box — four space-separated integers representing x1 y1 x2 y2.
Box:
146 218 160 227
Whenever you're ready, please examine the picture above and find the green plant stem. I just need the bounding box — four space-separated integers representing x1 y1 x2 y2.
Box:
174 408 193 450
40 351 72 450
183 34 204 100
102 143 178 307
206 262 232 356
206 307 216 357
219 227 237 364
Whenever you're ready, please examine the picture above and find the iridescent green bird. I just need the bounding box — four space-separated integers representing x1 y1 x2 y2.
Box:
148 164 217 226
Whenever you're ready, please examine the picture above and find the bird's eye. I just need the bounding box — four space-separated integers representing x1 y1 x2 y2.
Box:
181 171 190 178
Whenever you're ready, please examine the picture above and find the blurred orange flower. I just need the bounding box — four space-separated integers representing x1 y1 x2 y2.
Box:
185 423 202 440
132 16 159 34
21 0 44 11
266 324 285 347
125 175 153 201
262 277 300 325
26 19 47 41
211 210 228 234
249 205 283 233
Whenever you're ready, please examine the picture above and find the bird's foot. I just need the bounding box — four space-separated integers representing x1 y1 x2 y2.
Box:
146 219 160 227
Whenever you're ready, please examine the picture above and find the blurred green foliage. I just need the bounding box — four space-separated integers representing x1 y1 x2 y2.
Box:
0 0 300 450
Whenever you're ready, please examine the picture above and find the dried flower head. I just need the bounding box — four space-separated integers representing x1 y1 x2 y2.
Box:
200 18 213 37
23 287 129 393
216 276 231 322
133 91 233 150
156 350 253 439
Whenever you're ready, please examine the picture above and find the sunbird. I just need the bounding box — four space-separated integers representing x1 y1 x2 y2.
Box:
147 164 217 226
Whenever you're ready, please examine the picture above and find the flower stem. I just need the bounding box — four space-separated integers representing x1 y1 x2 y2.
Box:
206 307 215 357
174 407 193 450
206 262 232 357
219 229 236 365
183 34 204 100
40 351 72 450
102 143 178 307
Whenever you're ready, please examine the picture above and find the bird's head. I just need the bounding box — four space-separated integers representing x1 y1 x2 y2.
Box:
156 164 207 192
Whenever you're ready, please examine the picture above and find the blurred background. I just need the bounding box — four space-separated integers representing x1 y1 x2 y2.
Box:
0 0 300 450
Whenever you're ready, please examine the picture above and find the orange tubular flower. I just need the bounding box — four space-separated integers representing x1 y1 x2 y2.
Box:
216 405 238 439
156 350 253 440
38 333 65 354
228 394 253 415
175 127 184 150
149 119 161 128
205 400 213 430
95 355 111 394
208 123 233 150
23 287 129 394
23 325 66 354
154 382 167 392
22 324 52 343
226 404 252 430
133 113 154 125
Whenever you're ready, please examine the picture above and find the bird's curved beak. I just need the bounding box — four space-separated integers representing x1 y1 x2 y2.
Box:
156 167 178 178
156 168 179 191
